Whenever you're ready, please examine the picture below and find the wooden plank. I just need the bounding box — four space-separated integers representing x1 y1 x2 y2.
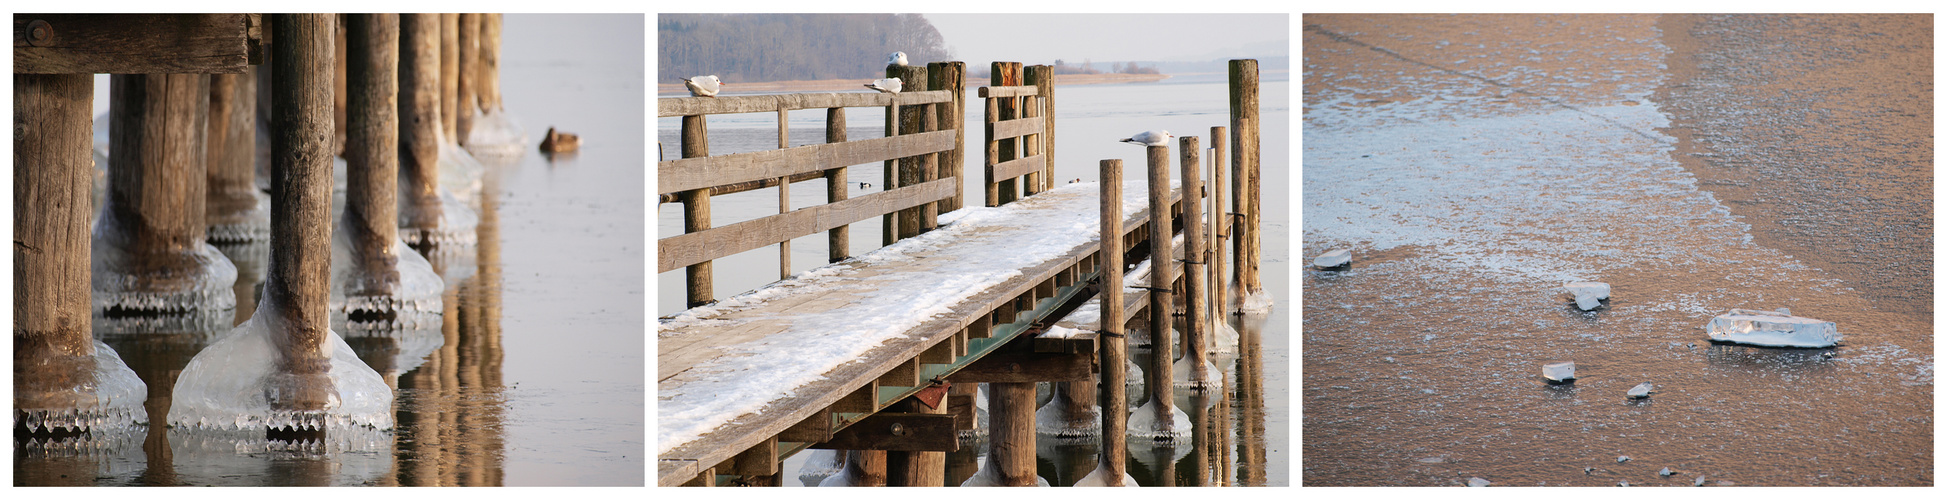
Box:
809 413 958 452
731 436 779 476
919 338 954 365
985 116 1043 141
945 351 1093 383
778 409 834 443
876 358 920 388
684 467 715 487
15 14 256 74
659 129 954 195
658 90 952 117
948 394 976 430
657 179 956 273
987 154 1045 183
833 381 878 414
660 460 699 487
978 85 1038 98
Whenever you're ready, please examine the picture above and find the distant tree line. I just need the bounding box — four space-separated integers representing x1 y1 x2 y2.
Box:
659 13 954 83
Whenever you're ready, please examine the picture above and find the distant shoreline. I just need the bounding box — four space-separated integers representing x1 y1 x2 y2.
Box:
657 72 1170 96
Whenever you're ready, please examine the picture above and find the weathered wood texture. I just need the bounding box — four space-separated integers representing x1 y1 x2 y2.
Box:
454 13 478 146
977 85 1038 98
1210 126 1229 316
14 14 257 74
1033 66 1056 194
987 62 1023 206
1143 143 1175 419
344 14 400 295
988 382 1038 485
986 153 1045 183
657 179 955 273
1021 65 1048 195
1095 158 1129 484
108 74 211 258
205 69 259 237
1230 59 1262 295
894 64 933 239
438 13 458 141
658 130 953 195
14 74 94 353
824 107 849 263
397 14 443 233
658 90 951 117
985 117 1043 140
812 412 958 452
1178 136 1211 384
476 14 501 112
268 13 337 410
680 113 712 307
929 62 965 213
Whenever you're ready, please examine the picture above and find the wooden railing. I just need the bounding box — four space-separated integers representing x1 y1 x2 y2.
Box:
979 63 1055 207
658 63 965 308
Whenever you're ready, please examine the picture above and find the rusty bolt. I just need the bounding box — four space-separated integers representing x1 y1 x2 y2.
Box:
28 20 53 46
889 423 907 436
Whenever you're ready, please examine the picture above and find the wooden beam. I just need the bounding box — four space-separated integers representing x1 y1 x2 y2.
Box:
657 179 955 273
977 85 1038 98
948 393 976 431
876 358 920 388
659 90 952 117
658 129 954 195
809 413 958 452
945 351 1093 383
15 14 257 74
987 154 1045 184
731 436 779 476
985 116 1044 141
919 338 954 364
778 409 834 443
659 460 700 487
833 381 878 414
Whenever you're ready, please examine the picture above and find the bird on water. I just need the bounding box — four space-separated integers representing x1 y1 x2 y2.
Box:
866 77 902 94
683 75 720 97
888 51 908 66
1120 130 1173 146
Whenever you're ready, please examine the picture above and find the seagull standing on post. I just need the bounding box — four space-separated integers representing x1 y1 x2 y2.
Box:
682 75 720 98
865 77 902 94
1120 130 1173 146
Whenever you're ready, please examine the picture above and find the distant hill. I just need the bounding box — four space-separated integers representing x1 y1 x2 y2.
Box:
659 13 954 84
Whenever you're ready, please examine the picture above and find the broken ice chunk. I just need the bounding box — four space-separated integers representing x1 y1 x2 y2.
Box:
1618 481 1630 487
1562 282 1611 311
1626 382 1653 399
1617 455 1631 463
1467 477 1490 487
1704 308 1841 348
1314 249 1351 269
1659 467 1674 476
1542 361 1576 384
1694 475 1707 486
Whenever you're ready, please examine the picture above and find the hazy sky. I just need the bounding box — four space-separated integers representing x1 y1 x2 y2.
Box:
927 14 1289 65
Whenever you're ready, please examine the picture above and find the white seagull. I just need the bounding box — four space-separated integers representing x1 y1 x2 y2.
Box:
865 77 902 94
682 75 720 98
888 51 908 66
1119 130 1173 146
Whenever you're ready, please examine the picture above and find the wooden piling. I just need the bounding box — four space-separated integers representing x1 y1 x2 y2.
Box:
886 397 947 486
1209 127 1228 316
438 13 459 141
108 73 211 267
398 14 445 251
267 13 338 413
928 62 964 214
1020 65 1047 196
1178 136 1211 385
1095 159 1129 485
681 113 712 306
14 73 97 395
824 107 849 263
1143 143 1175 426
881 61 904 246
989 62 1022 206
476 14 502 113
1033 65 1055 194
988 381 1039 485
455 13 478 146
206 68 262 241
895 64 932 238
1228 59 1262 297
345 14 401 294
333 16 348 156
777 108 791 279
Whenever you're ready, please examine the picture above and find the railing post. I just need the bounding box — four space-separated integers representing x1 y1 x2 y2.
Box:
882 61 904 245
1178 136 1212 386
895 64 929 239
778 107 791 279
825 107 849 262
929 62 965 214
681 113 712 307
1095 159 1130 485
1021 65 1048 196
1143 142 1177 433
1210 126 1229 316
992 62 1022 205
983 79 1001 207
1229 59 1262 299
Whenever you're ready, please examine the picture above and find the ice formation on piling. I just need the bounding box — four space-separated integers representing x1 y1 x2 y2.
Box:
464 106 529 161
208 189 273 244
169 309 394 431
90 210 239 317
14 339 148 434
398 186 480 253
1125 397 1192 441
328 217 446 332
796 449 844 486
957 456 1050 486
1563 282 1611 311
1074 463 1140 487
440 139 487 205
1704 308 1841 348
1033 383 1102 438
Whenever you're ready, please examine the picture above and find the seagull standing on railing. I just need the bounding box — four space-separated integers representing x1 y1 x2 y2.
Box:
682 75 720 98
865 77 902 94
888 51 908 66
1119 130 1173 146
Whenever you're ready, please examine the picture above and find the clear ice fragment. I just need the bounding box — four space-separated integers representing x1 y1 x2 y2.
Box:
1562 281 1610 311
1543 361 1576 384
1694 475 1707 486
1618 455 1631 463
1468 477 1491 487
1314 248 1351 268
1626 382 1653 399
1660 467 1674 476
1704 308 1840 348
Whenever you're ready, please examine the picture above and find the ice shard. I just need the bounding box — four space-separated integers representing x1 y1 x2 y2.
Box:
1543 361 1576 384
1562 281 1610 311
1703 308 1841 348
1314 248 1351 268
1626 382 1653 399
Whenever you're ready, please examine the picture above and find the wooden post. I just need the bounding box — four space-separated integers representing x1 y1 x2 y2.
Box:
438 13 459 142
1209 126 1228 316
266 13 337 415
824 107 849 263
1143 143 1175 426
398 15 445 253
991 62 1022 205
777 108 791 279
1178 136 1212 385
988 381 1038 485
332 16 348 157
14 73 99 414
106 72 223 312
345 14 401 296
881 62 903 246
983 78 1000 208
206 67 263 242
886 397 947 486
477 14 501 113
680 113 712 306
1020 65 1046 196
1095 159 1129 485
455 13 478 147
1229 59 1263 297
896 64 930 238
928 62 964 214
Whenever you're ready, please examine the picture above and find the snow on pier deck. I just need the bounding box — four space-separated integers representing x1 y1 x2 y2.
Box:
657 180 1176 485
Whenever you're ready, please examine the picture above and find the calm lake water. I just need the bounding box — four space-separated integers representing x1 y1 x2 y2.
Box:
1303 14 1930 486
657 70 1291 486
17 14 645 486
